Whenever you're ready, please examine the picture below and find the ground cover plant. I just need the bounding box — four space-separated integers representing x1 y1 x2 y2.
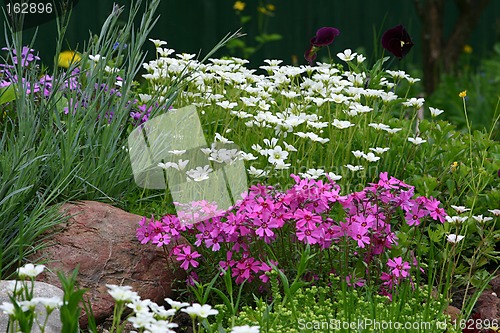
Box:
0 1 499 332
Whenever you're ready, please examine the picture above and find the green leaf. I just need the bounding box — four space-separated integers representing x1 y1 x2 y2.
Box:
0 84 16 105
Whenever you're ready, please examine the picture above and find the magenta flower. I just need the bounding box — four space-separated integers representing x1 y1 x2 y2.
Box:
348 223 370 248
381 24 414 59
404 205 426 226
304 27 340 65
387 256 411 278
175 245 202 270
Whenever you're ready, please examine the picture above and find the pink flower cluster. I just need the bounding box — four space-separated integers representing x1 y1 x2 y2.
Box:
136 172 447 288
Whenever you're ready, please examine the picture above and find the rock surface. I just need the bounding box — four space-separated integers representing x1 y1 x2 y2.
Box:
0 280 64 333
30 201 186 327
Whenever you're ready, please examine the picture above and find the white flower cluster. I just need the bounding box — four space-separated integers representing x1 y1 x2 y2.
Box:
141 40 445 179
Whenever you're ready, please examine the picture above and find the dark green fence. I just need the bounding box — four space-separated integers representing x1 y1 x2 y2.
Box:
3 0 500 69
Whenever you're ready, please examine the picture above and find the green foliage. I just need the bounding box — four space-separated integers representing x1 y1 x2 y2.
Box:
231 276 454 333
427 43 500 140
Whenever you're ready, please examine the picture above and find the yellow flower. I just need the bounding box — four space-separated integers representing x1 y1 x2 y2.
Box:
463 44 473 54
266 4 276 11
257 6 267 14
233 1 246 11
451 161 458 172
58 50 81 68
459 90 467 98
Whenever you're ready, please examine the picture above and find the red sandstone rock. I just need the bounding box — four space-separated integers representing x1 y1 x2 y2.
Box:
30 201 186 327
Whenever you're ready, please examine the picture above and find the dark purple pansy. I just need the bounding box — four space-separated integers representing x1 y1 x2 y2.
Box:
304 26 340 65
310 27 340 47
304 44 318 64
381 24 414 59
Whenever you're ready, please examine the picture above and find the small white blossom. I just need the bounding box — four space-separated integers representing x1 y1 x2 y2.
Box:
168 150 186 155
362 152 380 162
337 49 357 62
332 119 355 129
89 54 105 62
181 303 218 318
165 298 190 310
231 325 260 333
446 234 465 244
445 216 468 224
345 164 364 171
450 205 471 214
17 263 45 278
369 147 390 154
472 215 493 223
429 107 445 117
327 172 342 181
149 39 168 47
408 137 427 145
488 209 500 216
402 97 425 108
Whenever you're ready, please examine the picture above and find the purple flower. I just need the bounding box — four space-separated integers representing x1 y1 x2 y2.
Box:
304 27 340 65
310 27 340 47
381 24 414 59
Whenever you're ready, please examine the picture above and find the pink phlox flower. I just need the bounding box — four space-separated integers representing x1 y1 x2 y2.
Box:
404 205 426 226
387 256 411 278
378 172 400 190
294 208 322 229
148 220 165 239
329 220 351 239
235 257 261 283
152 232 171 247
304 197 329 214
346 274 366 288
161 214 183 237
296 226 323 245
348 223 370 248
253 214 279 241
175 245 202 270
423 196 447 223
136 216 155 244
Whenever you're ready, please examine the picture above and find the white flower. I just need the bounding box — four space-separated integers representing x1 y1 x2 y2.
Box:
305 168 325 179
268 146 289 164
106 284 139 302
216 101 238 110
446 234 465 244
408 137 427 145
32 296 63 310
283 142 297 152
89 54 105 62
17 263 45 278
231 325 260 333
128 312 155 329
239 152 258 161
327 172 342 181
472 215 493 223
0 302 15 315
158 162 175 170
332 119 355 129
488 209 500 216
429 107 444 117
368 123 390 131
214 132 234 143
402 97 425 108
168 150 186 155
138 93 152 103
450 205 470 214
384 127 402 134
369 147 390 154
186 165 213 182
164 298 188 310
127 299 152 314
351 150 364 158
181 303 218 318
248 166 269 177
356 54 366 63
362 152 380 162
445 216 468 224
149 38 168 47
337 49 357 62
345 164 364 171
